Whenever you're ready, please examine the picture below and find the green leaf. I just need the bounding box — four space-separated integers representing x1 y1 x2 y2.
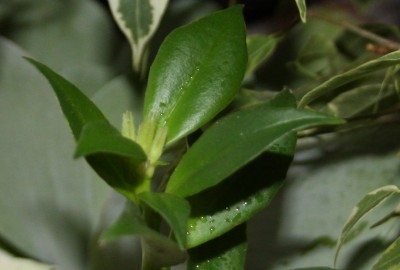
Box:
108 0 168 72
335 185 400 266
101 202 187 267
298 50 400 107
143 6 247 145
25 58 107 140
326 84 397 118
26 58 149 200
295 0 307 23
187 224 247 270
138 192 190 249
372 237 400 270
186 133 296 248
245 35 278 79
166 92 344 198
75 120 145 160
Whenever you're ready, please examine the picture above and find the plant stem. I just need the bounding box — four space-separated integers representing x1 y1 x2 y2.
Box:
309 12 400 51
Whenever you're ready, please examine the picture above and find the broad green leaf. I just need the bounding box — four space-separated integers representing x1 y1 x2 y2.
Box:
108 0 168 72
295 0 307 23
298 50 400 107
0 248 56 270
245 35 278 79
138 192 190 249
75 121 145 160
0 38 110 270
166 93 344 197
144 6 247 145
372 237 400 270
25 58 107 140
186 134 296 248
335 185 400 265
187 224 247 270
326 84 397 118
101 202 186 267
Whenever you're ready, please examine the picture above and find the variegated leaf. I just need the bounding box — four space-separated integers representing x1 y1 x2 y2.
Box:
108 0 168 72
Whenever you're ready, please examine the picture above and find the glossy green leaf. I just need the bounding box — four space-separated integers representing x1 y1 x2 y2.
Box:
295 0 307 23
372 237 400 270
138 192 190 249
108 0 168 72
326 84 397 118
298 50 400 107
25 58 107 140
187 224 247 270
75 121 145 160
245 35 278 79
144 6 247 144
166 93 344 198
101 202 186 267
335 185 400 265
186 133 296 248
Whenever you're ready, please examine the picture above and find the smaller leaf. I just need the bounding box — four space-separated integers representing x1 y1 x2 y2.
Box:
187 224 247 270
138 192 190 249
294 0 307 23
335 185 400 266
326 84 396 118
101 202 187 267
25 58 107 140
298 50 400 107
245 35 278 79
372 236 400 270
75 120 146 160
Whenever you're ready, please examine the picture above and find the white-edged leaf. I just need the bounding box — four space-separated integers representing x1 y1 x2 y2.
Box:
372 237 400 270
108 0 168 72
335 185 400 266
0 249 56 270
295 0 307 23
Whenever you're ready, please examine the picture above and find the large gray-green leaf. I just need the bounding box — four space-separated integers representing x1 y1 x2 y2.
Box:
298 50 400 107
166 93 343 198
9 0 116 96
108 0 168 72
0 248 56 270
0 37 110 270
335 185 400 266
143 6 247 145
372 236 400 270
245 123 400 269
